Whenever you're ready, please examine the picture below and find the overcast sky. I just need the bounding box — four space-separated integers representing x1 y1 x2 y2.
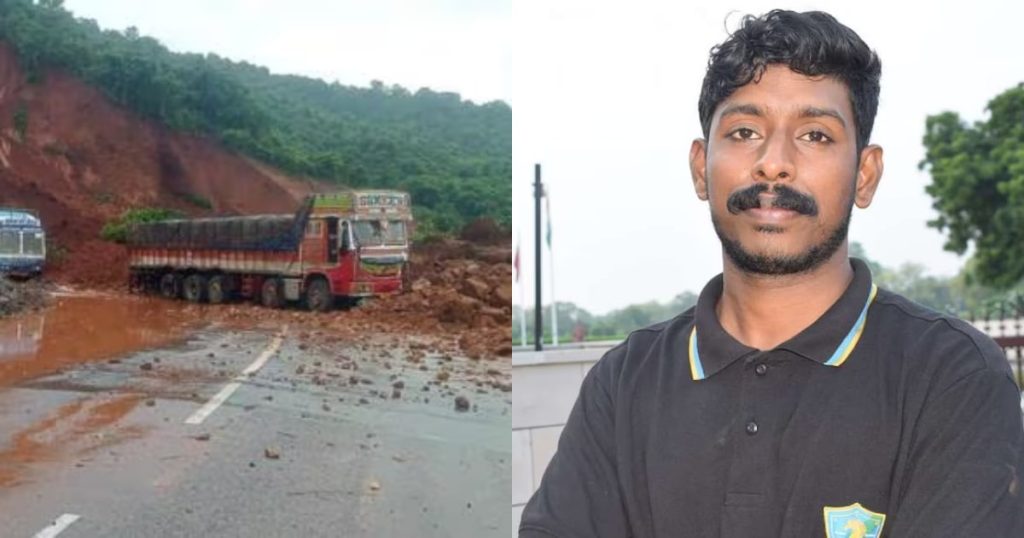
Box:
62 0 511 105
514 0 1023 314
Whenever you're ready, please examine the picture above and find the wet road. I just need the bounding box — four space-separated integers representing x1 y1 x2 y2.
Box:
0 294 512 537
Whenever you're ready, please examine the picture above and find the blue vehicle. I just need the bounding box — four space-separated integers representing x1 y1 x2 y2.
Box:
0 208 45 278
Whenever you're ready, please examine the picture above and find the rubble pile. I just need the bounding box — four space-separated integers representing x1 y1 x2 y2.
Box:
355 239 512 358
0 277 49 317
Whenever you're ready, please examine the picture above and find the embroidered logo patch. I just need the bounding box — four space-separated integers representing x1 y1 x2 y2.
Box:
823 503 886 538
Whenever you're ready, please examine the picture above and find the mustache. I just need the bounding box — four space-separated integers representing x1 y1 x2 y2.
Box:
726 183 819 216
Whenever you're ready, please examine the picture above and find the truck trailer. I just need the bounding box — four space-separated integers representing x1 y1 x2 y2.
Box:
126 190 412 311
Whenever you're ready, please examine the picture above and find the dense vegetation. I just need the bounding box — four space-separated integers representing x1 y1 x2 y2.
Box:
921 83 1024 288
100 207 184 243
516 242 1024 343
0 0 511 237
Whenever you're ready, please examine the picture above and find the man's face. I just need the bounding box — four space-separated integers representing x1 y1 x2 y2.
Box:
690 65 882 275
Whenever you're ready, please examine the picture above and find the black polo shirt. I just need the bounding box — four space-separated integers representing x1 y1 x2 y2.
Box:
520 258 1024 537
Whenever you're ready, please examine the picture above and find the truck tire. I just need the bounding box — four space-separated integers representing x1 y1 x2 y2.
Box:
159 273 181 300
401 262 411 294
183 274 207 303
304 278 332 312
207 275 229 304
261 278 285 309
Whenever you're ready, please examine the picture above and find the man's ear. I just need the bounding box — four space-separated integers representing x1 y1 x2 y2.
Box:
854 144 884 208
689 138 709 201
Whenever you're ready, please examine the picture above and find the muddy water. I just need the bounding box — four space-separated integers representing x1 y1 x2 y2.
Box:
0 294 203 488
0 393 148 487
0 294 202 388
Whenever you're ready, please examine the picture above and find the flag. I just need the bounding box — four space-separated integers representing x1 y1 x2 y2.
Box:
514 240 521 282
545 194 552 249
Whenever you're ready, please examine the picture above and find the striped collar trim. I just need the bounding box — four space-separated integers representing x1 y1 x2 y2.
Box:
688 282 878 381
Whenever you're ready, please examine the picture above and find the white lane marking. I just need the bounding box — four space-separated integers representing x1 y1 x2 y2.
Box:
185 327 288 425
33 514 80 538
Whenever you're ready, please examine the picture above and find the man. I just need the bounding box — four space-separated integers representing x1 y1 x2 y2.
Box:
520 10 1024 537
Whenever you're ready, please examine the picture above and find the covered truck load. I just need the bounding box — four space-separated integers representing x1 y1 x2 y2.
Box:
127 197 312 252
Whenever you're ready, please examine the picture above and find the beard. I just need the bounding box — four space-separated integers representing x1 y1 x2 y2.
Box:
711 197 853 276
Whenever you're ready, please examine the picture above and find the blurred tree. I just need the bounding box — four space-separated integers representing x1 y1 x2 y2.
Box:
921 84 1024 289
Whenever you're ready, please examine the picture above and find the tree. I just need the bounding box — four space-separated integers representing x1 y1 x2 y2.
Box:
921 84 1024 289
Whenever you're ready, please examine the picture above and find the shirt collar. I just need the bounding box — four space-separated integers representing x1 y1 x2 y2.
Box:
688 258 877 381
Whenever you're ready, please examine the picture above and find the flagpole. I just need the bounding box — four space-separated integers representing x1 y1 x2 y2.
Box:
546 189 558 346
533 164 543 351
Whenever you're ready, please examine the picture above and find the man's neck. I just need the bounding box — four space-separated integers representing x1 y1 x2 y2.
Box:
716 248 854 351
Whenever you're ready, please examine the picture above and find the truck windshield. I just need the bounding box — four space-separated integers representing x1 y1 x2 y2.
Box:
23 231 44 256
353 220 407 247
0 230 19 255
0 229 44 256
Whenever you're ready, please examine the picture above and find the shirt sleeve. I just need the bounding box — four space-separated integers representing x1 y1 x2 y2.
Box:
887 366 1024 537
519 356 631 538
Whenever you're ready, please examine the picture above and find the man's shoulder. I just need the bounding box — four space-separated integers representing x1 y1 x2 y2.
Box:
873 287 1012 380
587 307 695 388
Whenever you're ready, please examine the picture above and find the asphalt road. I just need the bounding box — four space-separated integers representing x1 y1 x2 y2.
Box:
0 295 512 537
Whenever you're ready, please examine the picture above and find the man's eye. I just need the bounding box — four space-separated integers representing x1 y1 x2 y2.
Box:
800 130 833 144
729 128 758 140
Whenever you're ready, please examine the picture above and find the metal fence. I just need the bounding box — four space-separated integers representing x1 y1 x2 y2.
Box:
970 316 1024 387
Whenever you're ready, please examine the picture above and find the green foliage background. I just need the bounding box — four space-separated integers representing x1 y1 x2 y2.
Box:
515 242 1024 344
100 207 184 243
921 83 1024 288
0 0 511 237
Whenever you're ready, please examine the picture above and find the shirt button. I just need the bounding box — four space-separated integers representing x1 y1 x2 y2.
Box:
755 363 768 376
746 421 759 435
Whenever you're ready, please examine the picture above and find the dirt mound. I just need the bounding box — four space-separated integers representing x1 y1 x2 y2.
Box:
0 42 324 287
353 239 512 358
0 277 48 317
459 218 510 246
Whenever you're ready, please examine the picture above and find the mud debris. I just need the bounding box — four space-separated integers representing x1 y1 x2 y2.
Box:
0 277 49 317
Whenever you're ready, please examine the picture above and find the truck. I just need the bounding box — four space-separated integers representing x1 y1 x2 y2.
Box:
0 208 46 279
126 190 413 311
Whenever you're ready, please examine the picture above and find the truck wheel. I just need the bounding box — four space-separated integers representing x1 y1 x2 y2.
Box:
261 278 284 309
207 275 229 304
159 273 181 300
304 278 332 312
183 274 207 303
400 262 411 294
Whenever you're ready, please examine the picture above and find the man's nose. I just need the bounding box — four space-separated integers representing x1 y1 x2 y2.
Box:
752 132 796 182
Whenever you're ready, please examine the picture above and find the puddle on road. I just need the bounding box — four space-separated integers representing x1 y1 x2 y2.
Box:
0 393 147 488
0 294 202 388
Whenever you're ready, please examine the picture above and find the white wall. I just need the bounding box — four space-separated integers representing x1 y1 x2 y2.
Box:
511 343 613 525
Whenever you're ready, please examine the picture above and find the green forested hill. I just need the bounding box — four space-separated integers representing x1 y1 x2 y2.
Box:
0 0 511 236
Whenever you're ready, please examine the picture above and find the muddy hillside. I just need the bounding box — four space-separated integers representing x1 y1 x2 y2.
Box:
0 42 321 285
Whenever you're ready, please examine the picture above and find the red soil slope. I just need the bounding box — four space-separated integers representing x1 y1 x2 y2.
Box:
0 43 321 285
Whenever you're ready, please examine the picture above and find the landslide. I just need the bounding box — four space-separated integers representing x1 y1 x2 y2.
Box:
0 43 320 286
0 43 512 358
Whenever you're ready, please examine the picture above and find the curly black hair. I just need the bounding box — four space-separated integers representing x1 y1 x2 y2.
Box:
698 10 881 151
